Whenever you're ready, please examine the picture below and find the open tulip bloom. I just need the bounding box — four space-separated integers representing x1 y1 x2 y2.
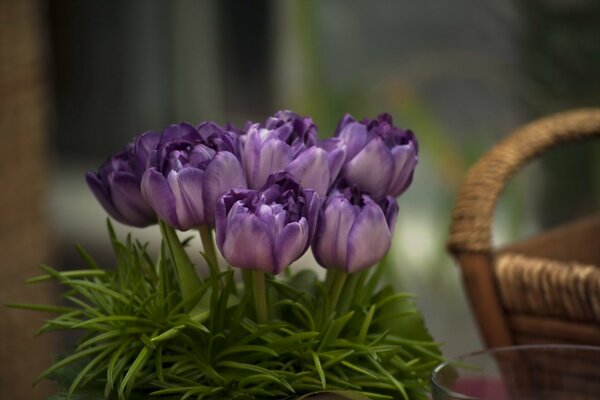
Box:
17 111 441 400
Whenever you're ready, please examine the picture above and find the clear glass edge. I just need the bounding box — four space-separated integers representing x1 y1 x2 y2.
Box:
429 343 600 399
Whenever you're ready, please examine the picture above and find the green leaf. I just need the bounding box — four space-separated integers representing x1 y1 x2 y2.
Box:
36 344 113 385
318 311 355 351
358 305 376 344
373 286 440 351
217 344 278 360
311 351 326 389
118 345 151 399
67 345 115 398
296 391 373 400
6 303 75 314
75 244 102 270
27 270 108 284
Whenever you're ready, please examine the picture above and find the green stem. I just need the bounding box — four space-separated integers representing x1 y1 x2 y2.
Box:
159 220 202 308
198 225 221 282
242 269 253 293
337 272 360 314
252 270 269 323
328 269 348 314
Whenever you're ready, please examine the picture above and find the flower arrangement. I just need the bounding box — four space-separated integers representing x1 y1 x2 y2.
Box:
16 111 441 400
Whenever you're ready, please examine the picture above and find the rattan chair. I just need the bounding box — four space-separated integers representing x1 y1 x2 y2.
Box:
448 108 600 349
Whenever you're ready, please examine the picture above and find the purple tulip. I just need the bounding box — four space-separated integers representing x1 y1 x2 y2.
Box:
242 110 344 196
335 113 418 200
141 122 246 230
312 184 398 273
86 132 160 227
215 172 320 274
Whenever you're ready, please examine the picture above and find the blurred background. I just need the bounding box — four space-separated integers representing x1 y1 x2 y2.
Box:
1 0 599 398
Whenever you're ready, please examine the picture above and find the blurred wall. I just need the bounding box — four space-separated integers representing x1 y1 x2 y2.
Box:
0 0 57 399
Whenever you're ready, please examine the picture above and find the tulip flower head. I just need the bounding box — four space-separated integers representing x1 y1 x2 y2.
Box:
242 111 345 196
312 183 398 273
141 122 246 230
215 172 320 274
86 132 160 227
336 113 418 200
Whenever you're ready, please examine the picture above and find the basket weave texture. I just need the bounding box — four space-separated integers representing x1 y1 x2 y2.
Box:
448 109 600 348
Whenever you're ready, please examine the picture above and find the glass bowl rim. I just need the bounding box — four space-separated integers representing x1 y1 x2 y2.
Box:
430 343 600 400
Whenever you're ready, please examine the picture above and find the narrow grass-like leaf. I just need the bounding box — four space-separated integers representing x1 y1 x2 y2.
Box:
321 349 355 369
118 345 151 399
217 345 278 360
106 338 134 396
73 315 159 329
76 328 147 351
275 299 315 331
375 292 415 310
75 244 102 270
368 356 408 400
6 303 75 314
318 311 354 351
67 345 115 399
27 270 108 284
151 325 185 343
340 361 379 380
358 305 376 344
36 343 113 385
311 351 326 389
363 254 390 301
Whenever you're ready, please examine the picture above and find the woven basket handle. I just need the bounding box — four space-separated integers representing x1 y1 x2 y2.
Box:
448 108 600 254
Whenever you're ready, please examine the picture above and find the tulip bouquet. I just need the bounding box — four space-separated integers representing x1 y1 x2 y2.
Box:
17 111 441 400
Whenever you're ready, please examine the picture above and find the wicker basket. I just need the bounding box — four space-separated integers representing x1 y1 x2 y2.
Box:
448 108 600 349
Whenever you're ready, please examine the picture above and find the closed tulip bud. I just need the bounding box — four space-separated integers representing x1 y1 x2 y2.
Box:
242 110 344 196
312 184 398 273
141 122 246 230
215 172 320 274
336 113 418 200
86 132 159 227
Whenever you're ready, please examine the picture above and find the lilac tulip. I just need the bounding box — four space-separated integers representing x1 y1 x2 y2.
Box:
242 111 344 196
141 122 246 230
336 113 418 200
86 132 159 227
215 172 320 274
312 184 398 273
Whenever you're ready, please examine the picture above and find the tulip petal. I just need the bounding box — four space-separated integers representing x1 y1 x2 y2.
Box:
343 137 394 200
388 143 418 197
274 220 308 273
243 128 293 190
110 172 156 227
215 193 254 249
312 197 359 270
336 122 370 160
334 113 356 135
304 189 320 245
168 168 206 231
85 172 127 224
252 138 293 190
202 152 247 226
380 196 399 231
285 147 330 196
162 122 199 142
325 146 346 184
141 168 179 228
214 198 230 250
222 213 276 272
132 132 160 175
346 197 391 273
